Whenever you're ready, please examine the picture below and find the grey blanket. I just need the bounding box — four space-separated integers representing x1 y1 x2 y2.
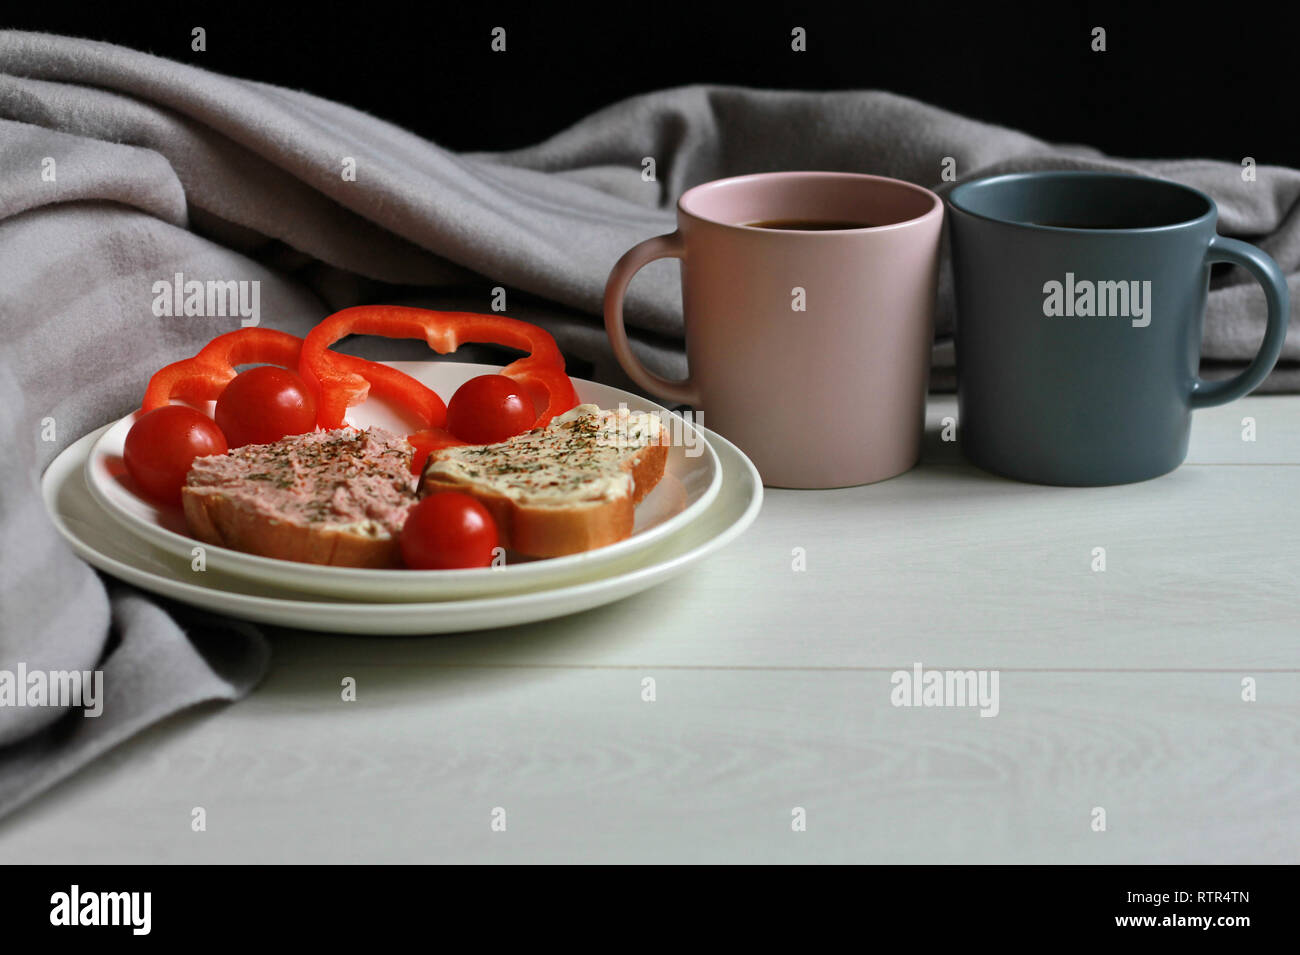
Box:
1 29 1298 820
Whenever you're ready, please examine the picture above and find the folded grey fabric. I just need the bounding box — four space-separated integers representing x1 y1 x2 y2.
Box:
1 29 1298 820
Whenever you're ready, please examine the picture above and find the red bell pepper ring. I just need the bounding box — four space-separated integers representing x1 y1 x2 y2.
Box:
140 328 447 431
329 357 447 430
299 306 580 430
141 328 305 411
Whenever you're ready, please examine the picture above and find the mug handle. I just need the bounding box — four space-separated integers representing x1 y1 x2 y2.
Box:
603 231 700 406
1190 236 1290 408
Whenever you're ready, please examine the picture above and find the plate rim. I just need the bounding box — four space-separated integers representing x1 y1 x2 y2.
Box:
82 362 723 595
45 422 763 625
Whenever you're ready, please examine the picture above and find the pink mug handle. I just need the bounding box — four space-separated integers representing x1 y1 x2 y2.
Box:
603 231 700 406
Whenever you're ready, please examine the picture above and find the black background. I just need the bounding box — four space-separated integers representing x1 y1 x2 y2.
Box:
7 0 1298 165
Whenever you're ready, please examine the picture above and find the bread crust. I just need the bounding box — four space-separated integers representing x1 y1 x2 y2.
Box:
419 440 668 558
182 487 402 568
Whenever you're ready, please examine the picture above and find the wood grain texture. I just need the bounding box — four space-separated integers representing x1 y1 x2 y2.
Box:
233 464 1297 671
0 669 1295 863
4 397 1297 862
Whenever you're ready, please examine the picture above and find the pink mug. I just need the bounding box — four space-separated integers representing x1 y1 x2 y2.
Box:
604 171 944 488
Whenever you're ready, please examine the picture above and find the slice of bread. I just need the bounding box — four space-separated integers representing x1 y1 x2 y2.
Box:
418 404 669 557
182 427 417 568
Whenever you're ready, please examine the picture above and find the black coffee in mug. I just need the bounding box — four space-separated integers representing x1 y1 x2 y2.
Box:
745 218 879 231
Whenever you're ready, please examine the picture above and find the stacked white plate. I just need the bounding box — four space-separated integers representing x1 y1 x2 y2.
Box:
41 362 763 634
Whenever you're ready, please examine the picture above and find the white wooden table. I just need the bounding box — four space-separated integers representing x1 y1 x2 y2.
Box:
3 396 1297 863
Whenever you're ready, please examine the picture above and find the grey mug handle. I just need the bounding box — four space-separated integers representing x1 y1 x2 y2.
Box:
1190 236 1290 408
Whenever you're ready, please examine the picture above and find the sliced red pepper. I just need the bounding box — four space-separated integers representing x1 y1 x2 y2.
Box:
139 310 573 472
330 358 447 431
299 306 580 431
140 328 446 431
141 328 303 411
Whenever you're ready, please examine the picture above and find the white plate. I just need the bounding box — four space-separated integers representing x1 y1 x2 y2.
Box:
84 362 721 602
44 423 761 635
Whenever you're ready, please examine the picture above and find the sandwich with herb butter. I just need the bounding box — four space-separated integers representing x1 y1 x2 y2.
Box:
418 404 669 557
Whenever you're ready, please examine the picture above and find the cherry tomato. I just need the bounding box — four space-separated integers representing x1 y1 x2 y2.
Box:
215 365 318 448
123 405 228 506
400 492 499 570
446 374 535 445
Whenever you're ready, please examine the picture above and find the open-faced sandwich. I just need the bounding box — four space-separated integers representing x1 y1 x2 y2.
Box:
420 403 669 558
182 427 417 568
